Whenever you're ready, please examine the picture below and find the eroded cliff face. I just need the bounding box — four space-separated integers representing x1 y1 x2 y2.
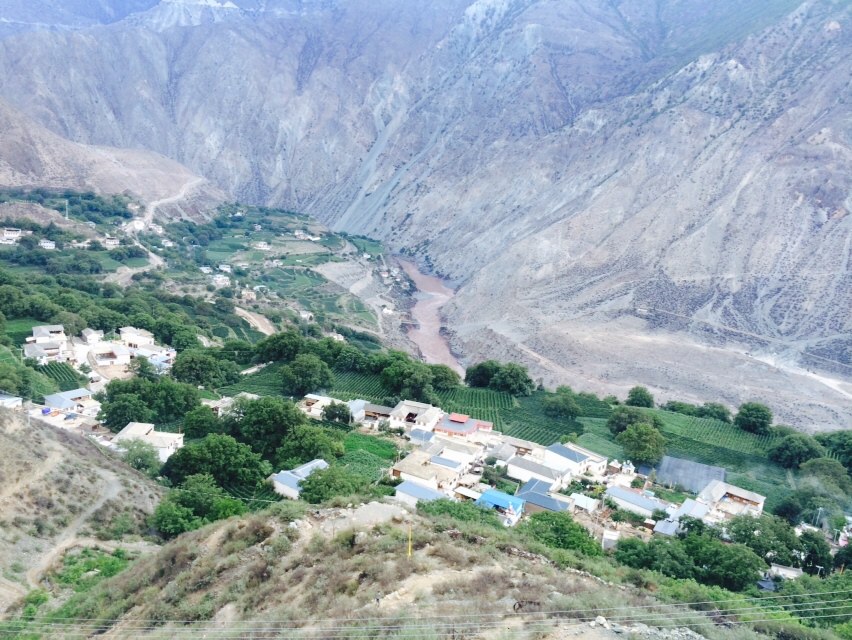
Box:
0 0 849 426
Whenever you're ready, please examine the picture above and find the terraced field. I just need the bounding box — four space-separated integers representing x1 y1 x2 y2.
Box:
219 365 285 397
39 362 84 391
328 372 391 404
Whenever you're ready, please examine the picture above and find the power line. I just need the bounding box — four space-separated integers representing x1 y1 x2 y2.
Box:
11 610 852 639
19 590 852 627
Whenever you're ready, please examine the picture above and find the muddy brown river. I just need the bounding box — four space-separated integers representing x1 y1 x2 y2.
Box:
397 259 464 375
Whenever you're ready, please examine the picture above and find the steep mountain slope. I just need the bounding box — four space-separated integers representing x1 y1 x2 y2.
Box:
0 100 223 216
0 411 163 613
0 0 848 426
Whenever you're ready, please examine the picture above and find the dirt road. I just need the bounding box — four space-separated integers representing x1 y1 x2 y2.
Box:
236 306 277 336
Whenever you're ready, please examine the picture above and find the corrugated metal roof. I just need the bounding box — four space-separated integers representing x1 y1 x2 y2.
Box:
477 489 525 513
396 481 445 502
546 443 589 464
606 486 667 512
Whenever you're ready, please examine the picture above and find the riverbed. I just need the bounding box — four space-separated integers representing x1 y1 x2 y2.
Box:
397 259 464 375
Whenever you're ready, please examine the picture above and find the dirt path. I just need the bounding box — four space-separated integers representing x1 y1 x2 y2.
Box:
235 306 276 336
107 176 204 286
26 468 124 589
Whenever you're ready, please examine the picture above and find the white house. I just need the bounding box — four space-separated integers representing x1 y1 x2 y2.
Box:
299 394 335 418
394 480 446 507
119 326 156 349
199 266 213 274
0 393 23 409
211 274 231 288
571 493 601 514
91 342 132 366
254 241 271 251
217 264 232 273
42 388 100 417
697 480 766 523
269 459 329 499
605 486 672 518
543 443 608 478
114 422 184 462
389 400 442 431
38 239 56 250
81 328 104 345
506 456 565 489
24 325 70 363
104 236 121 249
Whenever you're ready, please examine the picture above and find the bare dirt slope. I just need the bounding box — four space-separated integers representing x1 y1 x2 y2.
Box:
0 99 222 217
0 411 163 613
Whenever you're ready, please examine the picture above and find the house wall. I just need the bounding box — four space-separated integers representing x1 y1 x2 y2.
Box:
271 481 300 500
394 491 420 509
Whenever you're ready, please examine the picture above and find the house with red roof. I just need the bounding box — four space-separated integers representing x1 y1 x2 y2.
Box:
434 412 494 438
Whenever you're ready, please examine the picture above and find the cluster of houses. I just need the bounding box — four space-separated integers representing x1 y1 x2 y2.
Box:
273 393 769 537
23 324 176 374
1 227 125 252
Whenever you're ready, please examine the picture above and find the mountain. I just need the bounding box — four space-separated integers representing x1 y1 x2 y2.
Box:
0 99 223 217
0 0 848 427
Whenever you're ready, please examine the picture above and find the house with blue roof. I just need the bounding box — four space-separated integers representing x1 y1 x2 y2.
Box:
516 479 573 515
395 480 446 507
270 459 329 500
476 489 525 526
544 443 608 478
605 485 672 518
506 455 566 489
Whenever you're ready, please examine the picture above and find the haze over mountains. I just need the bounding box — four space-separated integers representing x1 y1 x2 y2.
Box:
0 0 849 427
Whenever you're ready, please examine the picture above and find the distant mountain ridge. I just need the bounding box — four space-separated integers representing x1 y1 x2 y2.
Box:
0 0 849 427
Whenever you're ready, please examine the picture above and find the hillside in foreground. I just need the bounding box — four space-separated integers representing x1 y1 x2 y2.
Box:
7 498 843 640
0 411 163 613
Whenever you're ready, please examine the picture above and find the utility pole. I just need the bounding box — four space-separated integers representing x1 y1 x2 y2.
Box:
65 199 69 221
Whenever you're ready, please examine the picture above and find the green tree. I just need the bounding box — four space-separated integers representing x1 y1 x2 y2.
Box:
275 425 344 469
696 402 732 423
769 434 826 469
799 458 852 495
280 353 334 397
542 391 580 420
334 344 368 372
120 439 161 478
701 542 766 591
520 512 601 556
626 386 654 408
298 466 370 504
464 360 502 388
100 394 154 432
150 500 200 538
834 544 852 571
255 330 304 363
322 401 352 424
489 363 534 396
799 531 833 576
607 405 662 436
228 396 307 460
161 434 271 488
734 402 773 435
727 514 802 566
182 405 224 439
219 339 254 365
129 356 158 382
0 362 23 396
429 364 461 391
171 328 200 352
816 431 852 471
151 474 246 538
171 350 239 389
616 423 666 465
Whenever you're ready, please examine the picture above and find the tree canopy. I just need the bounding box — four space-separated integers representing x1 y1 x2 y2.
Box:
616 423 666 465
280 353 334 397
769 434 827 469
161 434 271 488
734 402 773 434
226 396 307 460
626 386 654 408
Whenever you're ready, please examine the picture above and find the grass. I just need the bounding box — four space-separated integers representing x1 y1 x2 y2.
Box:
328 371 392 404
343 432 398 460
5 317 40 345
219 364 285 397
52 548 133 593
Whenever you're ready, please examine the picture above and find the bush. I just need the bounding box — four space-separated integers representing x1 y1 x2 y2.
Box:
626 386 654 408
520 512 601 556
769 434 826 469
734 402 773 434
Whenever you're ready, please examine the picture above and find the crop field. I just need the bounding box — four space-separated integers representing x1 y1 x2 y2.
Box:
219 365 284 397
344 432 398 460
39 362 83 391
500 423 563 445
340 450 391 481
574 394 613 419
435 388 514 411
329 371 391 404
5 317 40 345
648 409 779 456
